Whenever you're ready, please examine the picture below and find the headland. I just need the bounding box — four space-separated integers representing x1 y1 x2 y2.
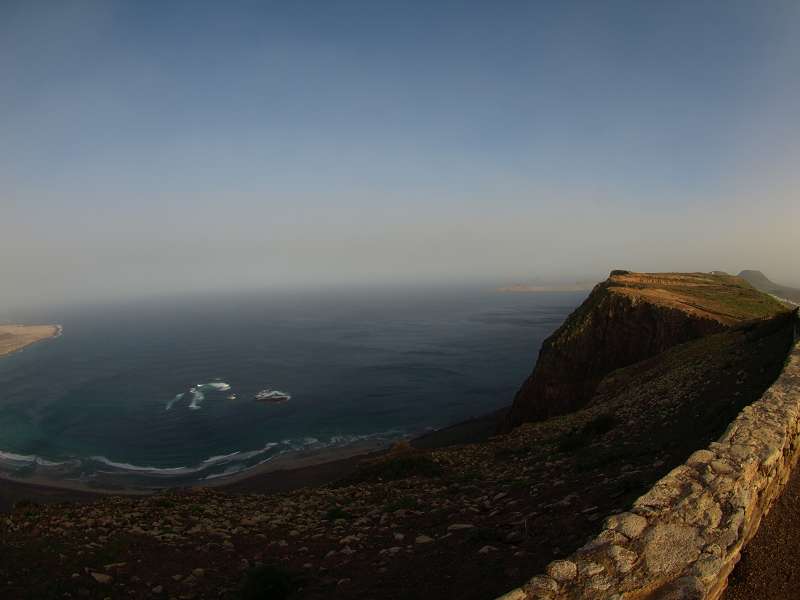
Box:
0 323 61 358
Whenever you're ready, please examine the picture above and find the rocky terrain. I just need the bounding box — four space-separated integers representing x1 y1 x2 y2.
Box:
0 279 794 600
504 271 785 428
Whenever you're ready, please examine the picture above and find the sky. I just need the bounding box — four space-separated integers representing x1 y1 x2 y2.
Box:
2 1 799 310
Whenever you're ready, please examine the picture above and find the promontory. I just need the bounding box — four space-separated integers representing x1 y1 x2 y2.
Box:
0 324 60 358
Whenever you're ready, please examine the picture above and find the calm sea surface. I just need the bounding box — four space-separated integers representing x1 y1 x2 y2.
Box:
0 287 583 488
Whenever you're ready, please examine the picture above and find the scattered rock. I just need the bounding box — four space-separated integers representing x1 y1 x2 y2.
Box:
90 572 112 584
546 559 577 582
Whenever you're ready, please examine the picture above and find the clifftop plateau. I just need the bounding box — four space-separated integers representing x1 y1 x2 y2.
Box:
504 271 788 429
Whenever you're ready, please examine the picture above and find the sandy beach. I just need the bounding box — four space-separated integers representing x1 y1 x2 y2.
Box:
0 324 61 358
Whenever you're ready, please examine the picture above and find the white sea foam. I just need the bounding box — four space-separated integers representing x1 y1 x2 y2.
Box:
167 381 232 411
188 386 204 410
0 430 405 485
204 382 231 392
254 389 291 402
203 465 246 480
0 450 37 466
165 392 185 411
87 441 286 478
90 455 199 476
0 450 75 469
201 451 241 465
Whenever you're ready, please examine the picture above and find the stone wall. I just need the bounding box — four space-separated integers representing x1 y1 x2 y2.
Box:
497 312 800 600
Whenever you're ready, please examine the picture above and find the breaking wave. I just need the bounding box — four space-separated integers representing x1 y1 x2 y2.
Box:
0 450 76 469
0 429 403 488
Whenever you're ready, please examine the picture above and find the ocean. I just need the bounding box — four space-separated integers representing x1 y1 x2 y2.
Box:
0 286 583 489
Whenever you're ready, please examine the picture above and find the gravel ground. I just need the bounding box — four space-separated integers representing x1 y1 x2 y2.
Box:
723 458 800 600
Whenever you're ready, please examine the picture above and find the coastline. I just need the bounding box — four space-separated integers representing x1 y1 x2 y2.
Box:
0 323 62 359
0 410 500 511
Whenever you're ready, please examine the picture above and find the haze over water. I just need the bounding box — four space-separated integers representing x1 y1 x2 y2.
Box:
3 2 800 313
0 287 583 488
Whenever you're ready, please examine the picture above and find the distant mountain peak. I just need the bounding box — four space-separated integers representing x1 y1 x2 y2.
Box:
738 270 800 303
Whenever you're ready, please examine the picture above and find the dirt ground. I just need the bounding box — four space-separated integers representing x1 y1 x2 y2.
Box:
723 457 800 600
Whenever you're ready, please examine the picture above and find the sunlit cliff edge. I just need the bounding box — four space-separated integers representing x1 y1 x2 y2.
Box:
503 271 788 430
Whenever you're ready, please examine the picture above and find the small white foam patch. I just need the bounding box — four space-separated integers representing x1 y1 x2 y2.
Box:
167 382 232 411
188 387 203 410
204 382 231 391
254 389 291 402
165 392 185 411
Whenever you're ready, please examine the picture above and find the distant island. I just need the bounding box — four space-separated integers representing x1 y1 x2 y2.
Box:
0 324 61 358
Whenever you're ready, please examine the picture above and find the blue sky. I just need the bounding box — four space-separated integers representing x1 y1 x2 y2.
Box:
2 1 799 308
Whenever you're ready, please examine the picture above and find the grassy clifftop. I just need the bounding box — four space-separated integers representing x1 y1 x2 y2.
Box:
607 271 787 324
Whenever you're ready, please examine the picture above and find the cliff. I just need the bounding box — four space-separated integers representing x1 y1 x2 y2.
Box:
504 271 787 429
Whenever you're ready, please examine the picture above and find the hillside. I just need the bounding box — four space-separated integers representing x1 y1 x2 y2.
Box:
504 271 787 429
738 270 800 304
0 308 795 599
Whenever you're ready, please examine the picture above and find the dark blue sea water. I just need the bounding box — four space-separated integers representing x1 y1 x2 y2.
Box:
0 286 583 489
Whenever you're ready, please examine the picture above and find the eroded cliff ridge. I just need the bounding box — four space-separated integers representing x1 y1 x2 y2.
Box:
504 270 788 429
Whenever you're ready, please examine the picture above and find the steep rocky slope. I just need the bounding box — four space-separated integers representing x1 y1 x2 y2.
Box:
504 271 786 429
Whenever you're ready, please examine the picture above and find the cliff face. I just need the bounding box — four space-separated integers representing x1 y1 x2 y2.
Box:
504 271 787 429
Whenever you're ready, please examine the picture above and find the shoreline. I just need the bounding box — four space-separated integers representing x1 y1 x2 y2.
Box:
0 323 62 359
0 411 500 510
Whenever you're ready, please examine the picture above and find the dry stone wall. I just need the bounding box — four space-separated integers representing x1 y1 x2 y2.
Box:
498 312 800 600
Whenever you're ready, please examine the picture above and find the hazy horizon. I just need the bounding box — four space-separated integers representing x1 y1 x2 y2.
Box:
3 1 799 311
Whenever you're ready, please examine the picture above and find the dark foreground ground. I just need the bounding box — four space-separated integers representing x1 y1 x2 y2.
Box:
723 454 800 600
0 314 794 600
